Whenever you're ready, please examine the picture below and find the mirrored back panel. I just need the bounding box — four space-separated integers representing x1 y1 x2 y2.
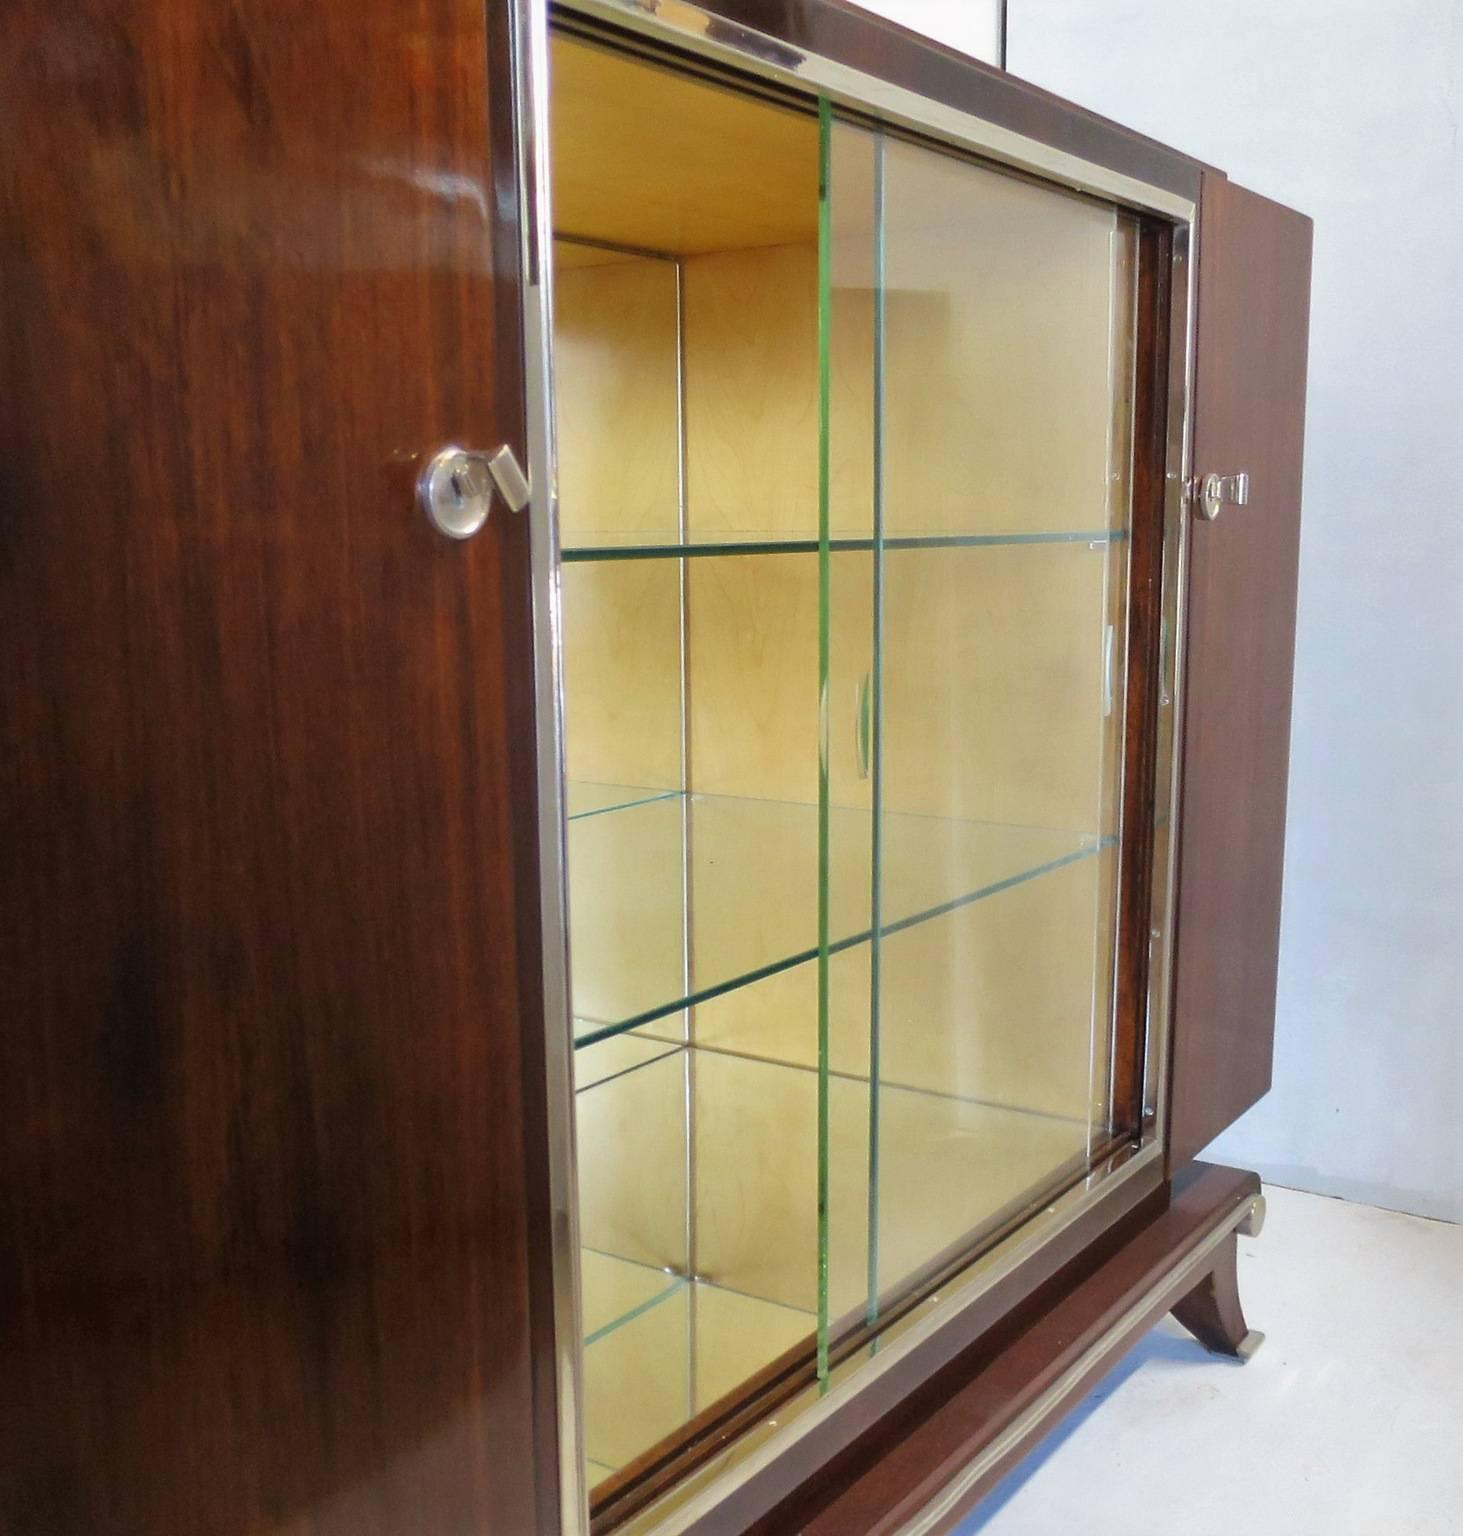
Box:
548 25 1154 1514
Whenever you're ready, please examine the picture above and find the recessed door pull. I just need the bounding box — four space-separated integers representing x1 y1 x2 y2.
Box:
418 443 531 539
1194 471 1250 522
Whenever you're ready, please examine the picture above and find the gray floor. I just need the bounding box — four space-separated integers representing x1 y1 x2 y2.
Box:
959 1185 1463 1535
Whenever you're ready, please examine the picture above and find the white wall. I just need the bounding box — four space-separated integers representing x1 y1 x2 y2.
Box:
855 0 1002 66
996 1 1463 1221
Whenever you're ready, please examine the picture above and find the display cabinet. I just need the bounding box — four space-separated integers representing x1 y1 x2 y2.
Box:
0 1 1309 1533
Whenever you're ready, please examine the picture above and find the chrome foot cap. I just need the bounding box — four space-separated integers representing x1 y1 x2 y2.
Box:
1236 1329 1265 1363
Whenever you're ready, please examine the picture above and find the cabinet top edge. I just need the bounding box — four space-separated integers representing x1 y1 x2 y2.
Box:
554 0 1203 219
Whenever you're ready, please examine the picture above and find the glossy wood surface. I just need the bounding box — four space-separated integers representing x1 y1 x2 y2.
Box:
1168 176 1312 1169
0 3 558 1532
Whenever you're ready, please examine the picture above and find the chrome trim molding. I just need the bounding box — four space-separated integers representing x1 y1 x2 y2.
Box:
1234 1326 1266 1363
511 0 590 1531
1142 217 1197 1146
561 0 1196 224
898 1189 1264 1534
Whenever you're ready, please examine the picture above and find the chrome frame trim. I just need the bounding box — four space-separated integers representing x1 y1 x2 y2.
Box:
1144 218 1198 1143
521 5 1200 1531
510 1 589 1532
674 252 700 1417
1094 213 1140 1146
898 1188 1264 1534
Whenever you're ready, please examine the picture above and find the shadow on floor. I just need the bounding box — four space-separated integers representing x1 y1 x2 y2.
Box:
955 1328 1218 1532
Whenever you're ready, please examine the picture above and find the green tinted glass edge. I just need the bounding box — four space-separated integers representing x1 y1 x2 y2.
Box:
816 94 833 1385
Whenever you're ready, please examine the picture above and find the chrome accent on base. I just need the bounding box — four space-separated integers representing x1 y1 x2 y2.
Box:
899 1188 1262 1534
1239 1193 1267 1238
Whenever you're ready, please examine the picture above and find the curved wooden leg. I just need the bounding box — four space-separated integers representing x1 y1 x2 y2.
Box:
1171 1229 1265 1361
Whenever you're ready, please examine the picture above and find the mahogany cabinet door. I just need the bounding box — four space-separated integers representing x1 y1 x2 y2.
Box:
0 4 561 1533
1167 173 1313 1171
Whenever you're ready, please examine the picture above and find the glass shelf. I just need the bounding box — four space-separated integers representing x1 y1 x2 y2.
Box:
572 1037 1094 1479
561 527 1127 563
574 1030 683 1086
568 783 1113 1049
567 781 680 820
574 1041 820 1481
580 1249 816 1478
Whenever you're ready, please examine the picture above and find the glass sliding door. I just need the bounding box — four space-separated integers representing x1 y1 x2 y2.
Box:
823 120 1142 1327
551 31 831 1494
549 22 1151 1509
818 105 880 1368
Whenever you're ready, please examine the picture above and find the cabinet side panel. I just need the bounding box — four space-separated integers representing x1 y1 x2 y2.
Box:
1169 174 1312 1170
0 2 556 1532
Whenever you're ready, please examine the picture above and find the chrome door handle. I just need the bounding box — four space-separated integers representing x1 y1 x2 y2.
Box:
418 443 531 539
1196 471 1250 522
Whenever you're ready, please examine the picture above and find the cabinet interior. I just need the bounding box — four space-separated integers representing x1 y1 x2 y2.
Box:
548 26 1149 1507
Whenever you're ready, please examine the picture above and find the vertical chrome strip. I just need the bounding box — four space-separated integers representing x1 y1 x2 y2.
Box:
1144 219 1197 1142
510 1 588 1530
675 254 698 1416
864 126 886 1327
1093 218 1132 1148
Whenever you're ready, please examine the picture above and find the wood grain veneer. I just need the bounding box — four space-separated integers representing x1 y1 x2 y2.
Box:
0 2 558 1530
1168 175 1312 1168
